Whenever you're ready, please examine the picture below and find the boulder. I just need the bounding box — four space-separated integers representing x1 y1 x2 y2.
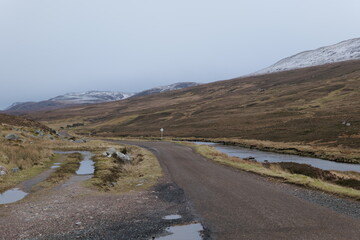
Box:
0 166 8 176
105 147 117 157
5 133 21 141
34 129 45 136
103 148 132 163
112 151 132 163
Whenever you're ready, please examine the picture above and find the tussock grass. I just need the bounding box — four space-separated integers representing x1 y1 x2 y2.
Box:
89 145 162 193
183 142 360 200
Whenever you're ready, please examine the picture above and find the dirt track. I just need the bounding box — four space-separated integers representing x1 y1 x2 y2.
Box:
121 141 360 240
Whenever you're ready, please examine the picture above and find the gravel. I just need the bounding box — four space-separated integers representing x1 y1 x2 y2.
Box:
0 178 207 240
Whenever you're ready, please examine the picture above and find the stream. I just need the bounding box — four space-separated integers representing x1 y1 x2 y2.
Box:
193 142 360 173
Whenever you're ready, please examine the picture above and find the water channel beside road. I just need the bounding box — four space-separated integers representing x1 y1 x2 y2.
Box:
193 142 360 173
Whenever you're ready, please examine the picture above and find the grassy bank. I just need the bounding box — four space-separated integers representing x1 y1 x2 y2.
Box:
181 142 360 200
88 144 162 193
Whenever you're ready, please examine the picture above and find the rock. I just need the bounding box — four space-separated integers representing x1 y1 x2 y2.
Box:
12 168 20 173
74 138 87 143
5 133 21 141
103 148 132 162
34 130 45 136
75 222 82 226
0 166 8 176
105 147 117 156
113 151 132 163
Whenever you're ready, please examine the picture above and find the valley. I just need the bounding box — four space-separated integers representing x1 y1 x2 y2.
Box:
1 37 360 239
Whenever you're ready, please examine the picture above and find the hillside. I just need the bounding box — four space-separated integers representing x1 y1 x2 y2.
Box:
26 59 360 148
0 113 52 132
254 38 360 75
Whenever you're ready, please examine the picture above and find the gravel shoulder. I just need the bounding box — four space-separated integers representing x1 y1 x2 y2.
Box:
0 168 205 240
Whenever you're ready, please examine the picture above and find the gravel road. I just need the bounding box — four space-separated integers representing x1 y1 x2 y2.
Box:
119 141 360 240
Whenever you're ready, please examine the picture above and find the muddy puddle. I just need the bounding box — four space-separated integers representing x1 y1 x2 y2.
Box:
0 188 28 204
54 151 95 190
154 222 204 240
54 151 95 175
163 215 182 220
193 142 360 172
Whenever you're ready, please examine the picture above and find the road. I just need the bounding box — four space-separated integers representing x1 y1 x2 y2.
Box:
119 141 360 240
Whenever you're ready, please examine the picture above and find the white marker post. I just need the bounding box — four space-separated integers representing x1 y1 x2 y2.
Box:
160 128 164 140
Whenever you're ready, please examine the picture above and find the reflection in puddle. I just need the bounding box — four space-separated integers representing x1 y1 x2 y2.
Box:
163 215 182 220
76 158 94 175
0 188 28 204
54 151 95 175
155 223 203 240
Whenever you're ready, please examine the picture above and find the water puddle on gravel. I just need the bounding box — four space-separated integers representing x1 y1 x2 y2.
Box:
154 223 204 240
54 151 95 190
163 215 182 220
54 151 95 175
0 188 28 204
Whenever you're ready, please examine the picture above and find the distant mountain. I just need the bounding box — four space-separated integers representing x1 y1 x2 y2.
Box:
133 82 200 97
49 91 134 104
6 91 133 113
253 38 360 76
6 82 200 113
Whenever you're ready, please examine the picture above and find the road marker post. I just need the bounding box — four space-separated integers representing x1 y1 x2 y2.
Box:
160 128 164 140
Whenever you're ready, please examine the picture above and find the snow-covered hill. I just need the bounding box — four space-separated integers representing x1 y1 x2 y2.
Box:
50 91 134 104
253 38 360 76
5 91 133 112
133 82 200 97
6 83 200 113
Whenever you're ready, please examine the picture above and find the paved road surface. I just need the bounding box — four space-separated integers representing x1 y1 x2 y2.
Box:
120 141 360 240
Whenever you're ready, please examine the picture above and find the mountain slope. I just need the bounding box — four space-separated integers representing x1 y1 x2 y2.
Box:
133 82 200 97
28 59 360 148
0 113 52 132
254 38 360 75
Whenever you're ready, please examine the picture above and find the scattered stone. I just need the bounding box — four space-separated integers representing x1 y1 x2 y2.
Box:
11 168 20 173
75 222 82 226
103 148 132 163
34 130 45 136
113 151 132 163
74 139 87 143
5 133 21 141
105 147 117 156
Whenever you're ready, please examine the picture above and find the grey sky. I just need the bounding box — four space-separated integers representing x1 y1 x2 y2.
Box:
1 0 360 109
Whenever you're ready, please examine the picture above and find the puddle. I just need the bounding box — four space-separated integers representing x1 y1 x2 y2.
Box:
53 151 95 190
193 142 360 172
51 165 60 169
0 188 28 204
76 158 94 175
154 223 204 240
163 215 182 220
54 151 95 175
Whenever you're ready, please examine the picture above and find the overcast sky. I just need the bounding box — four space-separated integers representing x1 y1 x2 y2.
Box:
1 0 360 109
